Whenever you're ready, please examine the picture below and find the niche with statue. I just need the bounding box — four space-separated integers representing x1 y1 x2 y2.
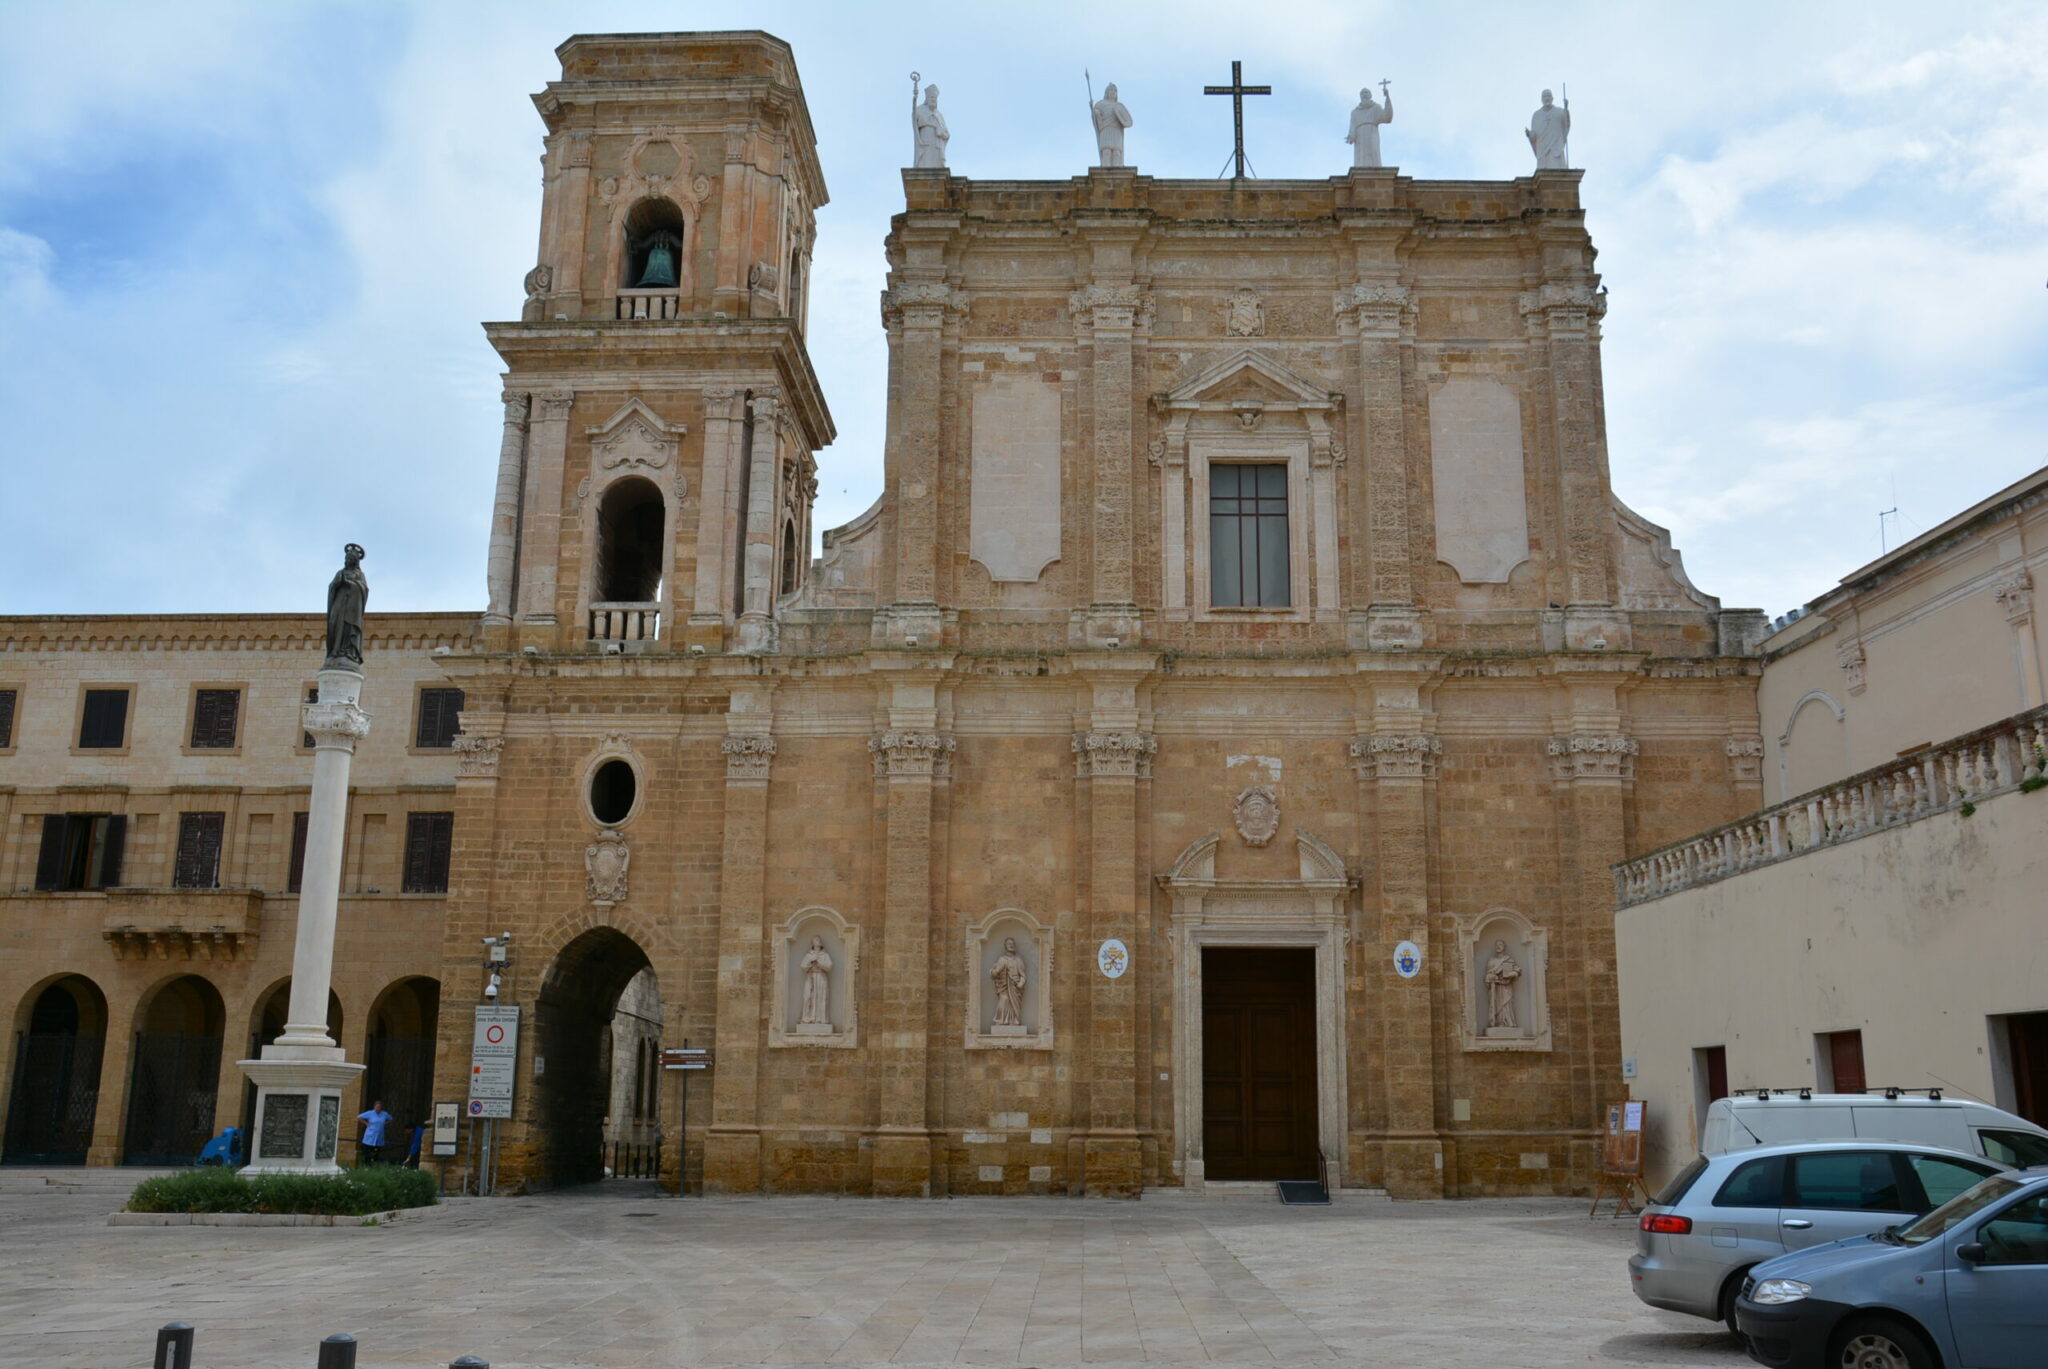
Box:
964 908 1054 1050
768 906 859 1049
1457 908 1551 1052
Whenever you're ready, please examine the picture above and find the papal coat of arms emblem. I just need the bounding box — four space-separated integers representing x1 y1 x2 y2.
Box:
1231 785 1280 847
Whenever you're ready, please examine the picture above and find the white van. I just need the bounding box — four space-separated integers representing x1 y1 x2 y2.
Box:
1701 1091 2048 1168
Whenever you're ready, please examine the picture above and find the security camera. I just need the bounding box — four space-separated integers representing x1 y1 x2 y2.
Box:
433 645 451 657
1105 637 1120 649
521 645 541 657
484 981 498 1000
689 644 706 656
602 641 624 655
904 635 918 647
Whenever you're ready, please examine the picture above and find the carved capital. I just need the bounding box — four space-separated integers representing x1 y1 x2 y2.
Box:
535 389 576 421
869 730 957 778
1069 283 1154 333
699 386 744 422
880 282 964 328
1519 281 1606 334
1837 643 1868 696
721 734 777 781
452 734 504 779
563 131 591 168
1995 568 2034 623
1336 281 1413 337
302 700 371 745
1725 735 1766 785
500 391 531 427
522 264 552 300
1547 732 1638 782
1349 732 1442 781
1072 731 1157 779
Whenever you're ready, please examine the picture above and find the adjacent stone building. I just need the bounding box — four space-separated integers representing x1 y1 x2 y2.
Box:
1 30 1767 1197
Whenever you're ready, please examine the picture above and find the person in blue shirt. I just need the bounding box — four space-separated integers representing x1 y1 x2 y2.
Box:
404 1120 425 1169
356 1100 393 1164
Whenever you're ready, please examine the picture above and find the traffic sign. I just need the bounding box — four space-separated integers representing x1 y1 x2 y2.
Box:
469 1005 520 1118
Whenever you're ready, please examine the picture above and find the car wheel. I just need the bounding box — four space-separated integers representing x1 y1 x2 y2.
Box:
1833 1316 1936 1369
1716 1269 1750 1336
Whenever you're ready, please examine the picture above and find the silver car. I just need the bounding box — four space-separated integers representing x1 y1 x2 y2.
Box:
1627 1139 2008 1332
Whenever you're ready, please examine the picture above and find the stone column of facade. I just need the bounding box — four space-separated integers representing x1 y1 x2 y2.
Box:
1072 656 1157 1194
878 285 953 646
1339 279 1423 650
238 665 370 1174
712 130 755 316
484 391 531 627
515 390 576 631
1349 658 1445 1195
1071 276 1147 646
687 388 744 645
734 392 783 654
866 662 953 1195
1522 278 1616 638
1545 660 1641 1179
1995 569 2042 709
534 129 592 316
703 680 777 1193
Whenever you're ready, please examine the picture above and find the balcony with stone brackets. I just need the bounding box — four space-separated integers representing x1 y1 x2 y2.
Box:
100 887 264 960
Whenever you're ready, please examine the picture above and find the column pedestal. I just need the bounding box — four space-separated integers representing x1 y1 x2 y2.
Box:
239 1057 364 1176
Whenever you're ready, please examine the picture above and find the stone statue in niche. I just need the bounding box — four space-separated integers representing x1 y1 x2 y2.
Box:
990 936 1027 1031
1484 939 1522 1031
797 935 834 1031
1232 785 1280 847
324 543 368 671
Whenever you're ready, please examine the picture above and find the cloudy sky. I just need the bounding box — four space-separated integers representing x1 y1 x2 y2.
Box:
2 1 2043 619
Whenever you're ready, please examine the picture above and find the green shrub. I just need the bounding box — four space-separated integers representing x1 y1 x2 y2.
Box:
125 1165 438 1216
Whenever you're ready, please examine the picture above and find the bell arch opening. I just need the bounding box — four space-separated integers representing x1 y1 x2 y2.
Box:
596 477 666 604
622 198 685 290
533 926 660 1188
3 975 108 1165
780 520 800 597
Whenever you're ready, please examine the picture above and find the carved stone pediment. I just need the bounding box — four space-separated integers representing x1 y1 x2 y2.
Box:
1156 348 1339 416
586 398 687 475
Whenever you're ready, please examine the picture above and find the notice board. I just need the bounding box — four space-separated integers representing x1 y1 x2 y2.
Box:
1601 1099 1645 1176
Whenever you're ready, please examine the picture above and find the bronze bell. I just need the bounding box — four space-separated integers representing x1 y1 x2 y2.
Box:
635 231 679 289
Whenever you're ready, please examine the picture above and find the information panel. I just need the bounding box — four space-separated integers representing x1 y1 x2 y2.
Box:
468 1005 521 1119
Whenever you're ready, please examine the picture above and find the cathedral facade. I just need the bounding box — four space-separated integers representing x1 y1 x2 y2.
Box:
0 31 1765 1197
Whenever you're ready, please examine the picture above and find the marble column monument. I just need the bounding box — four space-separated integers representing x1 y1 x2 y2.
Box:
238 544 372 1174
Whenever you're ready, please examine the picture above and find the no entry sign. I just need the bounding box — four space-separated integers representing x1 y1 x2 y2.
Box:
468 1005 521 1119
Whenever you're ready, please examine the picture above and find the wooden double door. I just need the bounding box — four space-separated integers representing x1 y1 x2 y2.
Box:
1201 948 1319 1181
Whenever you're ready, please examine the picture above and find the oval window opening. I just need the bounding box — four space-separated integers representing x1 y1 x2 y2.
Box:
590 759 637 826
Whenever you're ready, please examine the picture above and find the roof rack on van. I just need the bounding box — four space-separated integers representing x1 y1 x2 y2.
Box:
1728 1087 1945 1102
1880 1087 1944 1101
1732 1088 1816 1100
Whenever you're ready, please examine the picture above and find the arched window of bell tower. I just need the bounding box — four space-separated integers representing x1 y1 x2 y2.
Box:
622 199 686 291
780 519 801 597
787 244 804 327
596 477 666 604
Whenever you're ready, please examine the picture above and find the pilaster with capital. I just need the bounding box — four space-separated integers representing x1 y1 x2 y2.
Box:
1520 276 1614 608
1071 276 1151 643
484 391 531 624
689 387 746 636
735 391 785 653
1994 568 2044 708
535 130 592 314
1349 658 1444 1195
879 282 963 639
1337 275 1418 638
515 390 576 627
703 684 777 1193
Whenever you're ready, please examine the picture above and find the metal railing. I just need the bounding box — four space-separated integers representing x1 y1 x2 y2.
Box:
1615 704 2048 908
608 1138 661 1180
615 289 681 320
588 602 660 642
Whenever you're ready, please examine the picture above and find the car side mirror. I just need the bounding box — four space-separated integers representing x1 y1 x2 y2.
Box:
1955 1243 1986 1265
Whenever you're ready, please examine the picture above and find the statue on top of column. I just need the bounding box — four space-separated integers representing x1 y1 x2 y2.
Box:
1526 89 1570 169
323 543 368 672
911 82 949 169
1347 81 1393 168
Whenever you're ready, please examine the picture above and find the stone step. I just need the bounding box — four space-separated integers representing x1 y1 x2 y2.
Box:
1142 1180 1391 1203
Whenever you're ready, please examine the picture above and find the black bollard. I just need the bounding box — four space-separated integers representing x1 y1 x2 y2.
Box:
316 1333 357 1369
450 1357 491 1369
153 1323 195 1369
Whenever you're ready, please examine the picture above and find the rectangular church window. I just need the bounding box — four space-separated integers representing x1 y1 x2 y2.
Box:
414 688 465 749
0 688 15 748
189 688 241 749
172 812 226 889
77 688 129 749
1209 464 1290 607
33 813 126 891
402 812 454 893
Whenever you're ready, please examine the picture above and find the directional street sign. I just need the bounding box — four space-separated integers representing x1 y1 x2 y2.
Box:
468 1005 521 1119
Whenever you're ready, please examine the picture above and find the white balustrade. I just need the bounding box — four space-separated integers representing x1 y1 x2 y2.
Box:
588 601 661 642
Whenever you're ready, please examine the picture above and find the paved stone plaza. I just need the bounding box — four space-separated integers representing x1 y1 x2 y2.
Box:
1 1173 1745 1369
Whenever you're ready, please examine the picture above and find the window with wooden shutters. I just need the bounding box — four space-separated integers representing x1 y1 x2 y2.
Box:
77 689 129 749
288 812 311 892
401 812 454 893
172 812 226 889
0 688 17 748
189 689 241 749
1208 464 1291 607
301 685 318 749
34 813 126 890
414 688 465 749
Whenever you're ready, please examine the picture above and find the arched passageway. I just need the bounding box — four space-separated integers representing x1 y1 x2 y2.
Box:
534 927 658 1187
124 976 226 1165
3 976 108 1165
238 981 344 1148
364 977 440 1144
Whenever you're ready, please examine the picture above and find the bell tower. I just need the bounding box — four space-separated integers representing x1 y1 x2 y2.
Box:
481 30 833 654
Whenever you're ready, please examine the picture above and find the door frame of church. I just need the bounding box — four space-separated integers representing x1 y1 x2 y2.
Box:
1159 829 1354 1193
